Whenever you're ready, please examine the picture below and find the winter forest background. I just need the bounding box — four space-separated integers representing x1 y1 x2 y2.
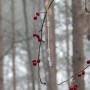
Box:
0 0 90 90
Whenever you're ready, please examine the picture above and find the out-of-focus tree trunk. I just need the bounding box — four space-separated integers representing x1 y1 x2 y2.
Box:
72 0 85 90
11 0 16 90
87 15 90 40
65 0 70 88
0 0 4 90
22 0 35 90
46 0 57 90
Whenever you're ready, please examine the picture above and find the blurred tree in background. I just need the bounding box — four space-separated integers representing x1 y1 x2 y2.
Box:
0 0 4 90
72 0 85 90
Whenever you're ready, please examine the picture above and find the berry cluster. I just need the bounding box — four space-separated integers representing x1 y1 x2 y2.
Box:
32 9 47 85
33 33 42 42
33 12 40 20
32 59 40 66
76 59 90 78
32 33 43 66
69 84 78 90
77 71 85 77
69 59 90 89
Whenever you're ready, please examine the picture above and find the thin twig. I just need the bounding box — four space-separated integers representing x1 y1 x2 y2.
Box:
57 64 90 85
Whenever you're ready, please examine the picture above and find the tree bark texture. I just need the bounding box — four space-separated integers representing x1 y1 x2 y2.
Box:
47 0 57 90
72 0 85 90
22 0 35 90
0 0 4 89
11 0 16 90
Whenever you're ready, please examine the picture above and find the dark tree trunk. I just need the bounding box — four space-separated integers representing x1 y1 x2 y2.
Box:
11 0 16 90
0 0 4 90
72 0 85 90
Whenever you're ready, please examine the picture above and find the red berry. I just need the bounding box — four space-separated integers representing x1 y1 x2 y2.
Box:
36 35 40 38
73 87 77 90
33 59 36 62
38 38 42 42
37 59 40 63
33 33 37 37
36 12 40 16
32 60 37 66
33 33 40 38
32 33 42 42
87 60 90 64
77 73 81 77
33 16 37 20
82 71 85 75
69 85 73 90
74 84 78 88
33 62 37 66
33 33 38 37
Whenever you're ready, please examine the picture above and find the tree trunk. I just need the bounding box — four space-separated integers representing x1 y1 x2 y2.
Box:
65 0 70 88
0 0 4 90
87 15 90 40
11 0 16 90
22 0 35 90
72 0 85 90
46 0 57 90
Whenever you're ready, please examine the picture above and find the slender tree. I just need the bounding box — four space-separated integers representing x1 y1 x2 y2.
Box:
0 0 3 89
46 0 57 90
65 0 70 88
72 0 85 90
11 0 16 90
87 15 90 40
22 0 35 90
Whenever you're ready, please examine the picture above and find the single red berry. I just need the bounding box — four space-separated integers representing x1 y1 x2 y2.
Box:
74 84 78 88
77 73 81 77
69 85 73 90
82 71 85 75
33 62 37 66
36 34 40 38
73 87 77 90
38 38 42 42
87 60 90 64
36 12 40 16
33 16 37 20
33 33 40 38
37 59 40 63
33 33 37 37
33 59 36 62
32 60 37 66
